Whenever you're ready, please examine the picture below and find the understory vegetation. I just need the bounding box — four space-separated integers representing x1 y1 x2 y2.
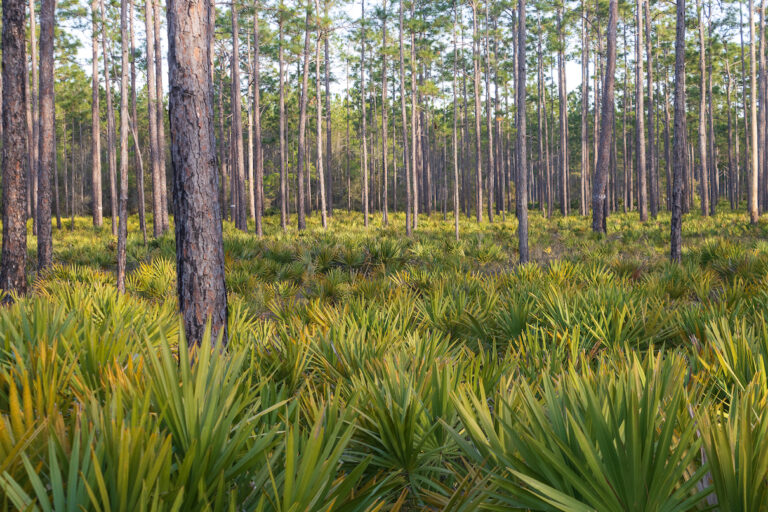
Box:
1 209 768 510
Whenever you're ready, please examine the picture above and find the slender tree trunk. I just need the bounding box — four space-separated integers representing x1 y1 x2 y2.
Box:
297 2 310 230
130 0 146 244
314 0 327 228
472 1 483 222
91 0 103 228
145 0 162 236
0 0 28 297
706 3 716 214
253 0 263 236
557 6 568 216
36 0 54 270
750 0 760 223
324 0 333 216
381 0 389 226
452 1 459 240
671 0 686 261
100 0 118 237
644 0 658 217
726 57 736 210
360 0 369 225
760 0 768 213
580 0 589 217
592 0 616 233
154 0 168 231
697 0 709 216
278 9 287 230
518 0 529 261
246 39 255 221
54 125 60 229
167 0 228 345
231 3 247 232
399 0 411 235
636 0 648 221
410 1 418 228
484 2 494 223
739 1 749 207
29 0 38 234
117 0 129 293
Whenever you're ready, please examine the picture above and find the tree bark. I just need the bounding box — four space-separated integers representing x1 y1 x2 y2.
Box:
696 0 709 216
278 7 287 230
154 0 168 231
253 0 263 236
399 0 411 235
100 0 118 237
557 6 568 216
381 0 389 226
145 0 162 237
517 0 529 261
644 0 658 217
230 2 247 232
37 0 55 271
471 1 482 223
297 2 310 230
167 0 228 345
324 0 332 216
91 0 103 228
29 0 38 234
0 0 28 297
580 0 589 217
130 0 147 244
315 0 327 228
671 0 686 261
635 0 648 221
484 2 494 223
591 0 616 233
750 0 760 223
117 0 129 293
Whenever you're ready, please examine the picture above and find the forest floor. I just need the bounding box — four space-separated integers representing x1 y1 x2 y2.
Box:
2 205 768 509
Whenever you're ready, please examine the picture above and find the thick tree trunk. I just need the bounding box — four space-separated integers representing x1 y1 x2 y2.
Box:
167 0 228 345
117 0 129 293
671 0 686 261
0 0 28 297
91 0 103 228
591 0 616 233
37 0 55 271
518 0 529 261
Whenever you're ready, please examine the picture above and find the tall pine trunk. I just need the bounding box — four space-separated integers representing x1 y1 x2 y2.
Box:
117 0 129 292
297 2 310 230
518 0 529 261
91 0 103 228
636 0 648 221
36 0 55 270
167 0 228 345
671 0 686 261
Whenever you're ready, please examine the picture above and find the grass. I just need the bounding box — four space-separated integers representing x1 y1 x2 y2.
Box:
1 205 768 510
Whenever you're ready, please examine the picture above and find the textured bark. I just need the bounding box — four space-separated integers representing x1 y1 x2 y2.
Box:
706 5 716 214
671 0 686 261
231 3 247 232
253 1 263 236
517 0 529 261
324 1 332 216
399 0 411 236
750 0 759 223
0 0 28 297
361 0 370 226
117 0 129 293
471 2 482 223
591 0 616 233
91 0 103 227
726 57 736 210
410 1 418 229
145 0 162 237
37 0 55 271
167 0 228 345
154 0 168 231
246 40 255 222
